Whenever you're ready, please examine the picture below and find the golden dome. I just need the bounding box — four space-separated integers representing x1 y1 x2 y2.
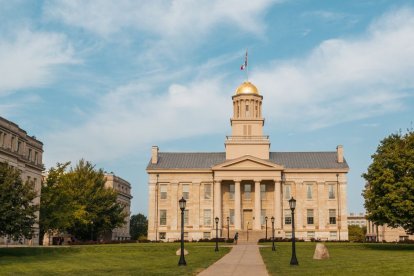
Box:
235 81 259 95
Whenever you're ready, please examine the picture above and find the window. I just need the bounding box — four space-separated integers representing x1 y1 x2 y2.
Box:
11 136 15 151
261 209 266 225
159 232 166 239
229 184 235 200
28 149 32 160
330 231 337 239
203 232 211 239
34 152 38 164
328 184 335 199
260 184 266 200
244 184 251 199
329 209 336 224
307 231 315 239
204 209 211 225
17 141 21 153
182 184 189 200
307 184 313 199
245 104 250 117
160 185 167 199
284 184 291 199
229 209 235 225
285 231 292 239
184 210 189 225
160 210 167 226
184 232 188 239
307 209 314 225
204 184 211 199
284 209 292 224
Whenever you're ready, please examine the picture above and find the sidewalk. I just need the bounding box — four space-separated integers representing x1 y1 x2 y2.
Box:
198 242 269 276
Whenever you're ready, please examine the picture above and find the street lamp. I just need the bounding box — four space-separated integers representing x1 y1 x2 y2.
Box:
227 216 230 240
289 197 299 266
215 217 219 252
265 216 268 240
271 216 275 251
178 197 187 266
90 221 94 241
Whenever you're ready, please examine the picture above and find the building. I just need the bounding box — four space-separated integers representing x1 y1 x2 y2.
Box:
104 173 133 241
347 213 367 228
366 221 414 242
147 81 349 242
0 116 43 245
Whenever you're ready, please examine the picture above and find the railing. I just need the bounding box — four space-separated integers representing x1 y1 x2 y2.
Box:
226 135 269 141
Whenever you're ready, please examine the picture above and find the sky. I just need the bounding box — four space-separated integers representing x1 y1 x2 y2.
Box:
1 0 414 216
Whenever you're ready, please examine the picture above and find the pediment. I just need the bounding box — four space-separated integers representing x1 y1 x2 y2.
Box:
212 155 283 171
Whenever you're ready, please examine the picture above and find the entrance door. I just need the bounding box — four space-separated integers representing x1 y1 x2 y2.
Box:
243 210 253 230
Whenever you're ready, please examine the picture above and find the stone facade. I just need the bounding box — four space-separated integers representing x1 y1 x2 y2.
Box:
0 116 43 245
347 213 367 228
104 173 132 240
366 221 414 242
147 82 349 242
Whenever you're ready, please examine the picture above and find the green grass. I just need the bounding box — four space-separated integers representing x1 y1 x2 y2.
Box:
0 242 230 275
260 242 414 275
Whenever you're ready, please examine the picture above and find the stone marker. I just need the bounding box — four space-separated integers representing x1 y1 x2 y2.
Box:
176 248 189 256
313 243 330 260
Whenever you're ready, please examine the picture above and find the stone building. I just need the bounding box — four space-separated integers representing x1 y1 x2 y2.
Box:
147 81 349 242
104 173 133 240
0 116 43 245
366 221 414 242
347 213 367 228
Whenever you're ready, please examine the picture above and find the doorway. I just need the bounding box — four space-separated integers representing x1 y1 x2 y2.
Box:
243 209 253 230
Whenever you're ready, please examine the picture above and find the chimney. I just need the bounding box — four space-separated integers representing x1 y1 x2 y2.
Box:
337 145 343 163
151 146 159 164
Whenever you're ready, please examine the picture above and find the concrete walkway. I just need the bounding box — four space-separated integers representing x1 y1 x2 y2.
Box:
198 242 269 276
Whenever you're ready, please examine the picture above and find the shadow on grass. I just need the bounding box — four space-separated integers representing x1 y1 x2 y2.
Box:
362 243 414 251
0 247 77 257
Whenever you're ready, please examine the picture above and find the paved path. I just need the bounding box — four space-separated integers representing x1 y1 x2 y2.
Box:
198 242 269 276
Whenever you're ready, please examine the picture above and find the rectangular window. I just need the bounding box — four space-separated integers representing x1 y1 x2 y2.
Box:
203 232 211 239
260 184 266 200
328 184 335 199
284 209 292 224
160 185 167 199
330 231 337 239
160 210 167 226
159 232 166 239
284 184 291 199
17 141 21 153
329 209 336 224
11 136 15 151
184 210 189 225
261 209 266 225
28 149 32 160
184 232 188 240
182 184 189 200
229 184 235 200
307 209 314 225
204 209 212 226
244 184 251 199
307 184 313 199
229 209 235 225
34 152 38 164
204 184 211 199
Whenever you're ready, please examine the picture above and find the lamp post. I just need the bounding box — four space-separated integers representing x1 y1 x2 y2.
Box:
289 197 299 266
215 217 219 252
178 197 187 266
265 216 268 240
271 216 275 251
90 221 94 241
227 216 230 240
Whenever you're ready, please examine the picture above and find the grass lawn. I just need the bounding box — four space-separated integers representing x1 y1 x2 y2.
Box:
0 242 230 275
260 242 414 275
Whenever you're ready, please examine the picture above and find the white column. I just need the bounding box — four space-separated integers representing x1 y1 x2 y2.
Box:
235 181 241 230
275 180 281 229
214 180 222 230
254 180 261 230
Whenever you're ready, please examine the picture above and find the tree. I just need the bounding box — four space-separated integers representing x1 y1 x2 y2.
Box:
40 160 127 241
130 213 148 240
0 162 38 242
362 130 414 234
348 225 366 242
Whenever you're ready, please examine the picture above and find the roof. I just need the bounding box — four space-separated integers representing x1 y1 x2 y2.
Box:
147 152 349 170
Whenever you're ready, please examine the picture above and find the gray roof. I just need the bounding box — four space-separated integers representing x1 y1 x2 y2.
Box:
147 152 348 170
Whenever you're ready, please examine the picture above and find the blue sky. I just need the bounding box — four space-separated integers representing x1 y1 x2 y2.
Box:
1 0 414 216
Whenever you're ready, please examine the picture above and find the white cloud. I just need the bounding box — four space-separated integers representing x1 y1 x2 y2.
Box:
0 29 78 95
254 7 414 130
44 0 277 38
